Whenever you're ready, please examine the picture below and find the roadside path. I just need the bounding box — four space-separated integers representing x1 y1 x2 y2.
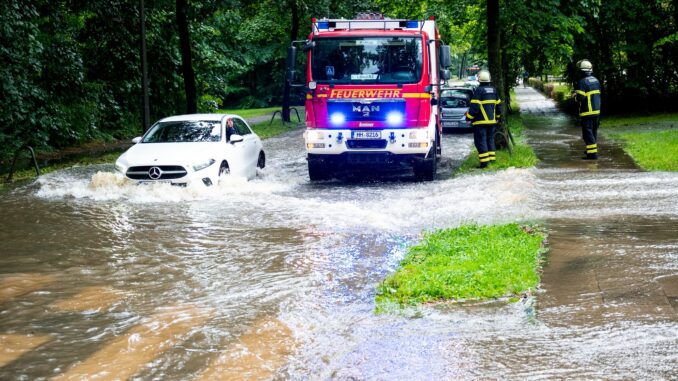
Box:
515 87 678 325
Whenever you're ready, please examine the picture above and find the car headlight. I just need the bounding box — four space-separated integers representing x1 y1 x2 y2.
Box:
115 161 127 174
192 158 215 172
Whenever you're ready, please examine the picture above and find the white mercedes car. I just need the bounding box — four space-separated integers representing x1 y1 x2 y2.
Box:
115 114 265 186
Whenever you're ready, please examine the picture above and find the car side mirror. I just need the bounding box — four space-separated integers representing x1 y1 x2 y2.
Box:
132 137 142 144
229 134 244 143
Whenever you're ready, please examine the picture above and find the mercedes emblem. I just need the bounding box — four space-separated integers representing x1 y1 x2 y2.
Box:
148 166 162 179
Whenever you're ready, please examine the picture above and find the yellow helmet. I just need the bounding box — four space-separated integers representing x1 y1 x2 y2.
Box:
478 70 491 82
578 59 593 72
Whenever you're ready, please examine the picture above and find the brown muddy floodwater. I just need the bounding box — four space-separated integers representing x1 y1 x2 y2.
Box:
1 88 677 380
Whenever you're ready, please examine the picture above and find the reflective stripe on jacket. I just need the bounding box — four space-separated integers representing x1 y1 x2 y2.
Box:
575 73 601 117
465 85 502 126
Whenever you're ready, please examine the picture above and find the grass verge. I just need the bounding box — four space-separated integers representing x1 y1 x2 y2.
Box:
601 112 678 171
1 151 122 191
376 223 546 310
601 112 678 128
218 107 281 119
250 119 303 139
456 113 538 174
606 129 678 171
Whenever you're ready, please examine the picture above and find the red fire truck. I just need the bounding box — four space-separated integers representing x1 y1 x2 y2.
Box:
290 14 451 181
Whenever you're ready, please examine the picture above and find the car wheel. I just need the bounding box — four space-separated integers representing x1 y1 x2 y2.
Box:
219 161 230 177
257 151 266 169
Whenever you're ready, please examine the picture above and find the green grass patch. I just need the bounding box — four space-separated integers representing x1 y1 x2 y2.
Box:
456 114 538 174
250 119 303 140
218 107 282 119
510 89 520 112
376 224 546 309
607 129 678 171
601 112 678 128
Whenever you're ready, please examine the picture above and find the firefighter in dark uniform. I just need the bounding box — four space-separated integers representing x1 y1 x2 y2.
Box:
574 59 601 159
465 70 502 168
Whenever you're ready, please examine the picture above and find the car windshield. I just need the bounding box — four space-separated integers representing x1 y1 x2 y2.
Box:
440 95 469 108
142 121 221 143
442 89 472 98
311 36 423 84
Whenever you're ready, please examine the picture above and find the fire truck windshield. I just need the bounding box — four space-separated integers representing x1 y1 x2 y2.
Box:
311 37 423 84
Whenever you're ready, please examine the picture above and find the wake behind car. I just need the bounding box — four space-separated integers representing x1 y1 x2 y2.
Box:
115 114 265 186
440 87 473 131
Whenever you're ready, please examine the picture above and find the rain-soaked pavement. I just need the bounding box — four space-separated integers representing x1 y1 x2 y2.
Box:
1 87 676 379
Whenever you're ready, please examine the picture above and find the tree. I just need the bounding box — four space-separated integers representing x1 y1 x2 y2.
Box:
486 0 505 118
176 0 197 114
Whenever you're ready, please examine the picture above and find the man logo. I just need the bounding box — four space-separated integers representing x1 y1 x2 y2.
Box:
148 166 162 179
353 105 380 117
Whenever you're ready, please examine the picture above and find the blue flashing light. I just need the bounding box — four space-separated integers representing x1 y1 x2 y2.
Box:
386 111 404 126
406 21 419 28
317 21 329 29
330 112 346 126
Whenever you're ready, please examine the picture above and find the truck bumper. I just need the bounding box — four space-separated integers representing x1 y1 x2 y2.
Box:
303 128 433 156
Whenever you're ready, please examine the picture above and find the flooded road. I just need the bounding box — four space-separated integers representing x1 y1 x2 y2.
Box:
1 88 677 379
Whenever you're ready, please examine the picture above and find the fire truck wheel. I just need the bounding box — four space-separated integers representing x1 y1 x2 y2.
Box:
308 161 332 181
436 129 442 158
415 146 437 181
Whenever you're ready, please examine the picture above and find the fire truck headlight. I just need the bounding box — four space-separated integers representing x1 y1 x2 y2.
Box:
330 112 346 126
307 130 324 141
409 130 428 140
386 111 404 126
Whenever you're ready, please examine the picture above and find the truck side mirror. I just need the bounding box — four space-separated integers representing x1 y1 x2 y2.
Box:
440 69 451 81
287 46 297 69
439 45 451 68
287 46 297 83
302 40 315 52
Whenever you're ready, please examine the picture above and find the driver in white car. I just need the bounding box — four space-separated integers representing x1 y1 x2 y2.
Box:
226 118 237 142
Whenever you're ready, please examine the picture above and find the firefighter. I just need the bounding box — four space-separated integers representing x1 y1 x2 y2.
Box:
465 70 502 168
574 59 601 160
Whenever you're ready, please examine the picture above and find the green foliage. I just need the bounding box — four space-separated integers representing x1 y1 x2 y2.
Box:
376 223 546 307
2 0 676 162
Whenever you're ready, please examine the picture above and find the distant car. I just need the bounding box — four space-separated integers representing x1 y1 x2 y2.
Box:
115 114 265 186
440 87 473 131
463 79 480 89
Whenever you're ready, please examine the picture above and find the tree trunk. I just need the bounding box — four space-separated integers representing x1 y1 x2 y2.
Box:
487 0 505 118
176 0 197 114
140 0 150 131
282 0 299 122
500 28 511 111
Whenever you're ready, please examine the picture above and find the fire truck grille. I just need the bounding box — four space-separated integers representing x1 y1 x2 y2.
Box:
346 139 388 149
